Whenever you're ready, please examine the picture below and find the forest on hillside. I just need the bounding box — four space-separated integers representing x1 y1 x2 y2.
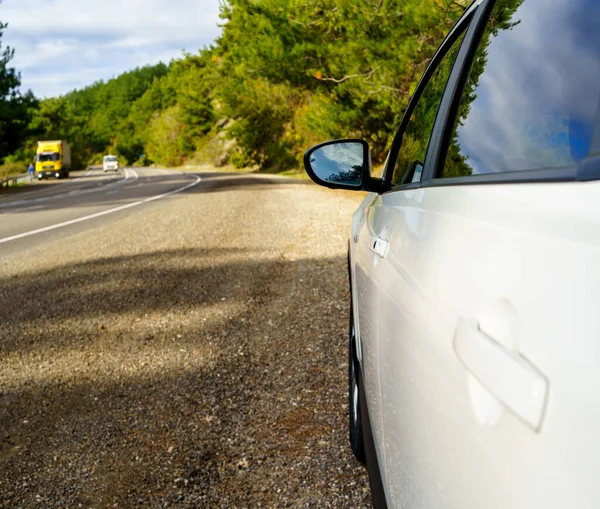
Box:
0 0 470 173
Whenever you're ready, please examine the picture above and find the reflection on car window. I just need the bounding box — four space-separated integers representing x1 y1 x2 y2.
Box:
442 0 600 178
392 31 466 186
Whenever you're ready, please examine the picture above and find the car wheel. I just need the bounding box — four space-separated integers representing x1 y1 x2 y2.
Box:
349 305 366 464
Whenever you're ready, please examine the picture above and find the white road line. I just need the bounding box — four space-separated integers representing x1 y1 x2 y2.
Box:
0 175 201 245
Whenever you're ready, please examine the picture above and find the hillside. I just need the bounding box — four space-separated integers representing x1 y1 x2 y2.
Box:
1 0 470 172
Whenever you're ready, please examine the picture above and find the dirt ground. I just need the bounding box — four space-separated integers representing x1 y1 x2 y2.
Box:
0 173 371 508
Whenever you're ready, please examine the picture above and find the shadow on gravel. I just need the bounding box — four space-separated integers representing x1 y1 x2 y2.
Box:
0 247 370 507
2 247 301 353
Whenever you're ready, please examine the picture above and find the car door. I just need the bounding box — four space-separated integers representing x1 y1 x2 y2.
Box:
372 0 600 507
353 5 478 504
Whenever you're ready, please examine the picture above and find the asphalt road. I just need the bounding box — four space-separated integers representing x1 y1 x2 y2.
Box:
0 168 201 257
0 168 370 507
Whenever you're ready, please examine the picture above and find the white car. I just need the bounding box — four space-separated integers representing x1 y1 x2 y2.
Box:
103 155 119 172
304 0 600 507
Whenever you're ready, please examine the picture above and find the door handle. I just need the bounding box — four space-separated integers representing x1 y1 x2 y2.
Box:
370 237 389 258
453 318 548 431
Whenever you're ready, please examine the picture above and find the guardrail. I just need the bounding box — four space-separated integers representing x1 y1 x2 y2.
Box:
0 172 34 189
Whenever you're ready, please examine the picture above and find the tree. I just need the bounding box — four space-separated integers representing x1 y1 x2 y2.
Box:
215 0 471 168
0 14 38 162
3 0 481 172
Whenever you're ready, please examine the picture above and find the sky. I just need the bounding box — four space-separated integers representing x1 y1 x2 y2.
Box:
0 0 222 98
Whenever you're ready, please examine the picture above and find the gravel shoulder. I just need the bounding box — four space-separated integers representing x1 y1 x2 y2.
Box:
0 172 370 508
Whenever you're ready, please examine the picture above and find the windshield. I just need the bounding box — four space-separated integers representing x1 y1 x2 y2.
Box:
38 153 59 162
104 156 118 162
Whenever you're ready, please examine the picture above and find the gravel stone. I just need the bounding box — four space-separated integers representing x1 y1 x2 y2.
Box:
0 172 370 508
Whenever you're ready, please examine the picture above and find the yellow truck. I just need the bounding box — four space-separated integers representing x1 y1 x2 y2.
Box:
35 140 71 179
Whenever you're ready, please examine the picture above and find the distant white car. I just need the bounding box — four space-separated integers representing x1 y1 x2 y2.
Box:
305 0 600 507
103 155 119 172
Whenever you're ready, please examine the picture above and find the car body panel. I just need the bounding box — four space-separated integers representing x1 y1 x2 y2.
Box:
350 192 388 490
351 181 600 508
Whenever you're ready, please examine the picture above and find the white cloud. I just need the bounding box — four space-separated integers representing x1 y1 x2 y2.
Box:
1 0 222 97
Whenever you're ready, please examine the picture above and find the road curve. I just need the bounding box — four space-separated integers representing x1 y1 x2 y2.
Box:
0 168 201 257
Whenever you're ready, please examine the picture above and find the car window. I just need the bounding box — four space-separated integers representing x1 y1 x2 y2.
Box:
391 30 467 186
441 0 600 178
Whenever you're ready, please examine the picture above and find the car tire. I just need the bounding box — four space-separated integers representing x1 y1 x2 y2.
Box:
349 305 366 464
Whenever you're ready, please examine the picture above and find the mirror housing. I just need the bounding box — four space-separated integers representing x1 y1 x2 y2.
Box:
304 139 383 193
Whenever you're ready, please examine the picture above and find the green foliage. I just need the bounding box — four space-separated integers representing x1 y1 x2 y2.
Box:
0 15 38 163
28 63 169 168
222 77 298 168
5 0 475 171
0 160 26 179
22 54 219 169
214 0 469 167
146 105 186 167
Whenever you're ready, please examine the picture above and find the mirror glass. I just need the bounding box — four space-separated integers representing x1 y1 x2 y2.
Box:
309 142 365 187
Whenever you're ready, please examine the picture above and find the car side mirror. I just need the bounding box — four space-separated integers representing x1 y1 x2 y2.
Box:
304 139 381 192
